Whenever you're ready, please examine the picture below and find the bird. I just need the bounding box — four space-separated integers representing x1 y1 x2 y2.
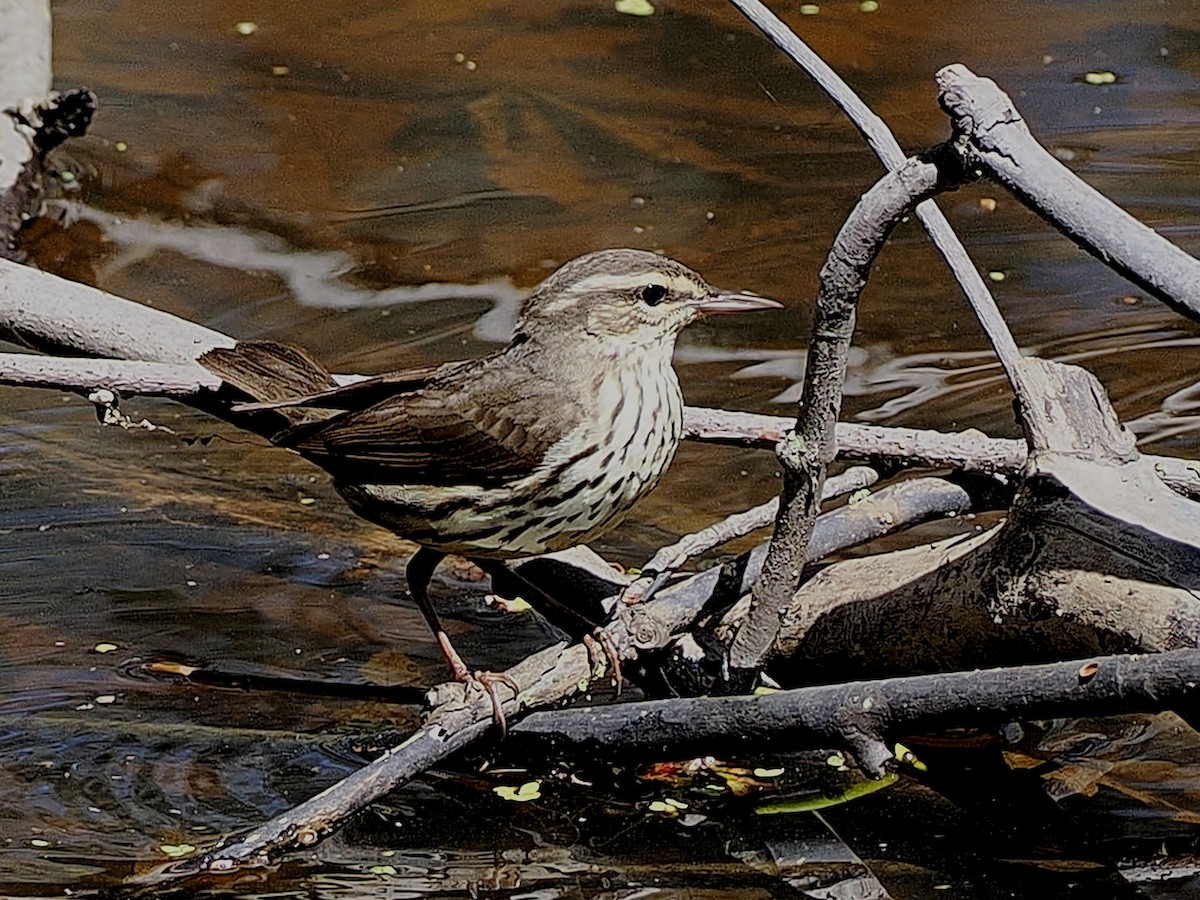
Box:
200 248 781 724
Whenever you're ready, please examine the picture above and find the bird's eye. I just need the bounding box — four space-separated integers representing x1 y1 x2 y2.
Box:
640 284 668 306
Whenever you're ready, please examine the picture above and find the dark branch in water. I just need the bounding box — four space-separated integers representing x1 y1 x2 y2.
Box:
510 650 1200 778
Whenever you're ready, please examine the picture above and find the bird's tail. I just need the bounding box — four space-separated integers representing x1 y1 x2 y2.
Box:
201 340 340 433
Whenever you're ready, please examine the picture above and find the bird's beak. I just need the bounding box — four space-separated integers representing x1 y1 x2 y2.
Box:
689 291 784 315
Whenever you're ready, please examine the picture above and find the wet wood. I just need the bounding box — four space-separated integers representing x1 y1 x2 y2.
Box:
510 649 1200 777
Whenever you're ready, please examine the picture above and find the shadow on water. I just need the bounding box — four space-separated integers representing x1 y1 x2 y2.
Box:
3 0 1200 895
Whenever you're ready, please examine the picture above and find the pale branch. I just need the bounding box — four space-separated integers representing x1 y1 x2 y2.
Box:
681 408 1200 501
509 649 1200 778
728 157 945 675
799 475 972 564
0 352 220 395
3 344 1193 501
0 256 233 361
621 464 879 604
684 407 1022 469
726 0 1024 385
938 64 1200 324
706 475 976 646
691 476 973 623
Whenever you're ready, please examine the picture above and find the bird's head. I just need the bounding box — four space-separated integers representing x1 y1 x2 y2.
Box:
516 249 781 349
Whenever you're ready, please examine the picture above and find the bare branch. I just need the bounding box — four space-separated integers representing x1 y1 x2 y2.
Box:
621 465 879 605
0 352 219 395
681 408 1200 500
510 649 1200 778
938 64 1200 324
0 256 233 361
726 0 1024 384
728 158 944 674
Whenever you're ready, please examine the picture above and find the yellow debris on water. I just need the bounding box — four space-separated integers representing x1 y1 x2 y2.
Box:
615 0 656 16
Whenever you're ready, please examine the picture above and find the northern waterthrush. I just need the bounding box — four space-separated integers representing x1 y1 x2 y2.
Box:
202 248 781 718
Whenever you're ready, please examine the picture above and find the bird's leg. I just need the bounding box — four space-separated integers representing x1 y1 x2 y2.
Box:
471 558 623 693
406 547 517 728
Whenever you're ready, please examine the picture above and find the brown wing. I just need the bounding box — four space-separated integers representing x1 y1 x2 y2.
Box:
227 366 448 414
201 341 339 407
280 354 581 487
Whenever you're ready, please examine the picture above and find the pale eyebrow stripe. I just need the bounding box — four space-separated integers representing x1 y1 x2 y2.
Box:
566 272 700 295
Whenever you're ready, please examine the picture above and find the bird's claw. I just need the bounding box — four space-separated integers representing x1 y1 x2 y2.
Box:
583 630 624 694
459 670 519 734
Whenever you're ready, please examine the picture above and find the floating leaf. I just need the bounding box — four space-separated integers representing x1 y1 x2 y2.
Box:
756 773 898 815
494 781 541 802
615 0 655 16
159 843 196 858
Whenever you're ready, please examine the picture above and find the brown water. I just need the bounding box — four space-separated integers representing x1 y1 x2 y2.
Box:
3 0 1200 896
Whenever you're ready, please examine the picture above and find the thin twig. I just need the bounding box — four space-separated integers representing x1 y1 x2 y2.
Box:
682 408 1200 502
622 465 879 604
726 0 1024 385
